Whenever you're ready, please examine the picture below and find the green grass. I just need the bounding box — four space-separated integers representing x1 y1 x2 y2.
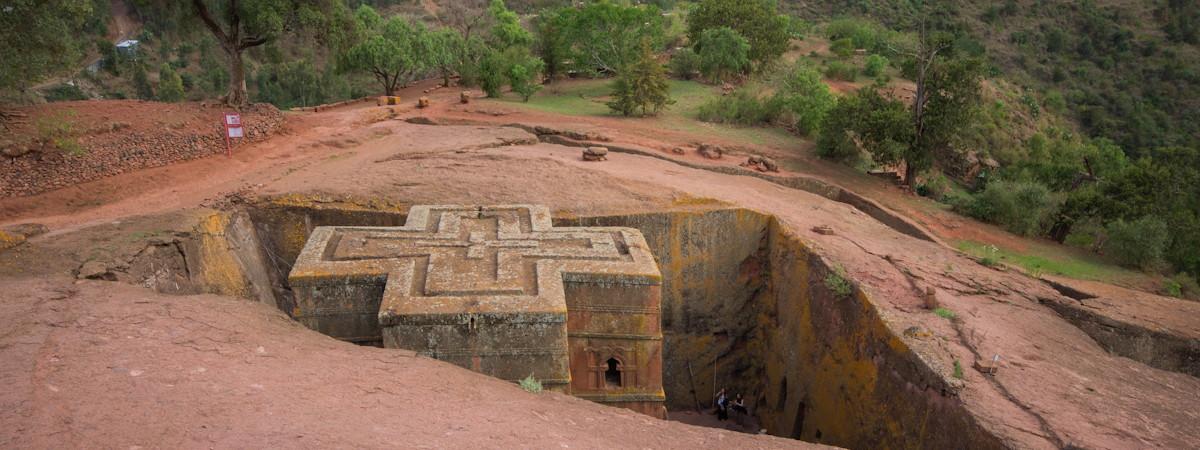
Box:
952 360 964 379
824 266 854 298
934 307 956 320
955 240 1136 282
491 78 803 147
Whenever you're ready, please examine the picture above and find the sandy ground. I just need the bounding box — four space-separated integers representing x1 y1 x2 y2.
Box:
2 84 1198 449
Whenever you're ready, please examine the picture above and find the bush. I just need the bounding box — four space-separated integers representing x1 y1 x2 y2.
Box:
830 38 855 57
1167 273 1200 301
864 54 888 78
916 171 951 201
43 84 88 102
824 17 888 52
824 61 857 81
157 64 184 102
519 375 543 393
697 89 775 125
1104 216 1169 270
669 48 701 80
772 63 835 136
958 179 1058 237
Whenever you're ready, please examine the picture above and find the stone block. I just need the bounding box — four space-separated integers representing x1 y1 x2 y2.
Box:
288 205 666 415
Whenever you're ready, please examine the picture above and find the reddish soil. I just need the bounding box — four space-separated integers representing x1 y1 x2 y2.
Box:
0 277 806 449
1 83 1197 449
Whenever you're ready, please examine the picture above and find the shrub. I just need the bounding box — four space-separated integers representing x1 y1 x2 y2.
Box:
1167 273 1200 301
825 17 889 51
44 84 88 102
830 37 855 57
952 360 964 379
669 48 701 80
519 375 543 393
824 266 853 298
1104 216 1169 270
916 171 951 201
864 54 888 78
697 89 775 125
157 63 185 102
824 61 857 81
958 179 1058 237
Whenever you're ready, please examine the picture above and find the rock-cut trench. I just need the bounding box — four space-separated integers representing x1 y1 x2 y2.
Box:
144 198 1004 449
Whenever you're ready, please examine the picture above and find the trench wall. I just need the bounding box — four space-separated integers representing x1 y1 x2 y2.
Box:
190 200 1002 448
563 210 1004 449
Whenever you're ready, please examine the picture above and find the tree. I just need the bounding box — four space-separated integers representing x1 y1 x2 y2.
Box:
697 27 750 83
180 0 350 107
687 0 790 69
426 28 465 87
507 50 544 101
772 63 835 136
0 1 100 92
439 0 491 41
341 6 428 97
157 63 186 102
543 1 665 76
864 54 889 78
608 40 673 117
817 88 912 164
889 18 984 184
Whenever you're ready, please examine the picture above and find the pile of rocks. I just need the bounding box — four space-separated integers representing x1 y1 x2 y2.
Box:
742 155 779 172
697 143 724 160
1 103 284 198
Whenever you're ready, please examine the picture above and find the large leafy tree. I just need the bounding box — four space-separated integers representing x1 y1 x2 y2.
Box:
341 6 429 97
0 0 103 92
608 40 673 117
687 0 790 70
697 27 749 83
537 1 665 76
426 28 465 87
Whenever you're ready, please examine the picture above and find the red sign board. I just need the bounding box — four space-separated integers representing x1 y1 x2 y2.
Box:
222 112 243 157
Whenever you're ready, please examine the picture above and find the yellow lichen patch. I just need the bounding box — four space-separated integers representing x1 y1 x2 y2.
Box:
670 193 728 209
0 230 26 251
193 212 251 298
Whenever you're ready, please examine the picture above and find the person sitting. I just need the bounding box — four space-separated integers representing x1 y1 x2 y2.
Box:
731 394 748 425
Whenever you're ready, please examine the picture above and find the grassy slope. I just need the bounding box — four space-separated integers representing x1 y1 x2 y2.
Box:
491 45 1159 291
496 79 801 147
